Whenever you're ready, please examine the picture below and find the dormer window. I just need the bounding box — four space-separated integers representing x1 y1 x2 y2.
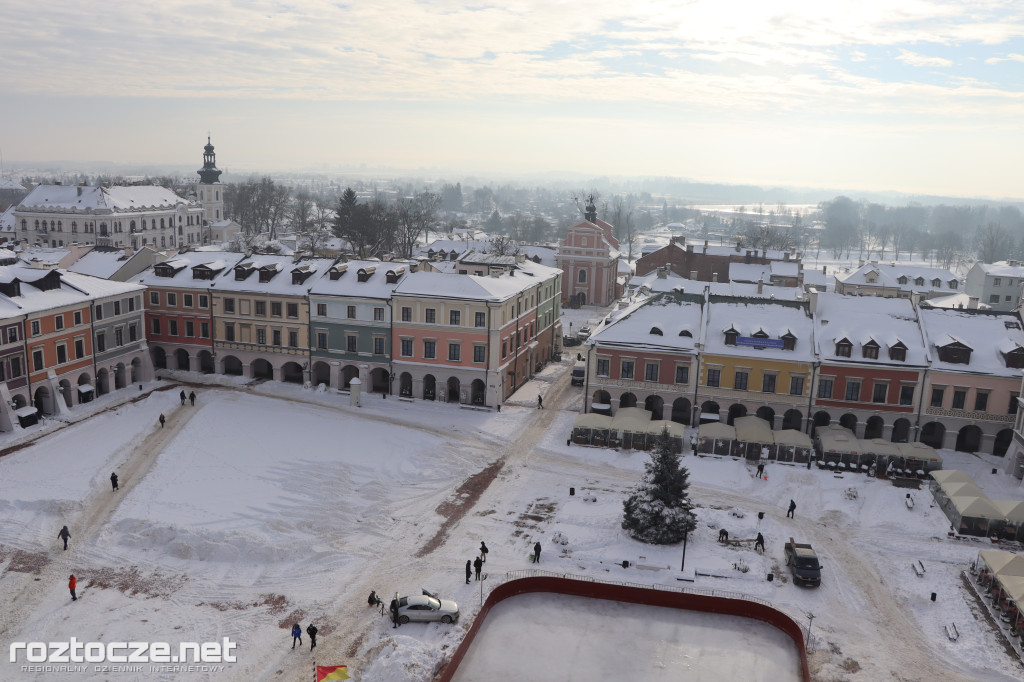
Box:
724 327 739 346
889 341 907 362
678 330 693 338
938 342 972 364
752 330 769 339
949 280 958 289
914 277 924 286
258 268 278 283
234 263 254 281
650 326 663 336
357 265 376 282
931 278 941 287
385 267 405 284
782 332 796 351
897 276 908 285
154 264 175 278
329 264 348 281
835 339 852 357
862 340 880 360
1004 347 1024 369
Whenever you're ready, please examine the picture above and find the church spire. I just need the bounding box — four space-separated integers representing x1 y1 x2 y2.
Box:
198 137 222 184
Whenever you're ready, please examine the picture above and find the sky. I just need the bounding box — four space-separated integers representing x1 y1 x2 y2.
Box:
1 1 1024 198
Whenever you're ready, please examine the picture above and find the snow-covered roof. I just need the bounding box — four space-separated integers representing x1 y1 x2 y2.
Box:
0 177 25 190
212 255 335 295
66 248 130 279
626 271 802 301
837 262 960 292
702 296 815 362
589 292 703 354
135 250 245 289
922 293 989 310
813 293 927 367
19 246 70 267
17 184 194 214
976 261 1024 277
415 239 491 258
0 205 15 232
518 244 557 268
918 307 1024 377
309 259 412 299
393 269 542 302
949 495 1004 520
0 266 143 320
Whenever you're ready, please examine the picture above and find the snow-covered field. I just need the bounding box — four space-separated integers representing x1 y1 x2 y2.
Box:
0 369 1022 681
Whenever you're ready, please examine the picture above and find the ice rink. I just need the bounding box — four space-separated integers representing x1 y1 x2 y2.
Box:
449 592 803 682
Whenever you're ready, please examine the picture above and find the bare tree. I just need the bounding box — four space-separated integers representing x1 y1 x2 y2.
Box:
394 192 439 258
289 190 315 235
490 235 519 256
977 222 1012 263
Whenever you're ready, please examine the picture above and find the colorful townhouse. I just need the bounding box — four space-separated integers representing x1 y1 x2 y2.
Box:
585 291 704 421
308 259 410 393
135 251 242 374
810 292 928 443
555 198 620 307
696 294 816 431
0 305 27 429
209 255 335 382
391 262 560 406
78 272 149 395
916 306 1024 455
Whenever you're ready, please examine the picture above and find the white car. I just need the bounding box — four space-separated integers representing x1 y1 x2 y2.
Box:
577 326 592 340
395 593 460 624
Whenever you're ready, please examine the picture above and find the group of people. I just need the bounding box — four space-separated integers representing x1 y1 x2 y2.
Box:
466 541 489 583
179 390 197 406
290 623 318 650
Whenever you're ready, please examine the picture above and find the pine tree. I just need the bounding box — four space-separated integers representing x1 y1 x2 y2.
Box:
622 427 697 544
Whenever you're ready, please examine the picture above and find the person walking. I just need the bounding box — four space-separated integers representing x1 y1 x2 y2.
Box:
537 395 544 409
755 532 765 553
68 574 77 601
474 556 483 580
756 462 765 478
689 434 697 452
390 597 401 628
290 624 302 649
110 472 119 491
479 541 488 563
179 390 186 405
159 413 165 428
533 541 542 564
306 624 318 651
787 499 796 519
718 528 729 543
465 560 472 584
189 391 196 406
58 525 71 550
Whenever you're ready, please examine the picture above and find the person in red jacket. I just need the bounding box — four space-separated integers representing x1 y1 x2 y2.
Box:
69 575 77 601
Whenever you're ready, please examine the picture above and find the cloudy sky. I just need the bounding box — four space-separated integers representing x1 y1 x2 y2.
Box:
2 1 1023 197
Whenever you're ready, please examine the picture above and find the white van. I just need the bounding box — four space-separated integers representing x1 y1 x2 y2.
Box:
571 362 586 386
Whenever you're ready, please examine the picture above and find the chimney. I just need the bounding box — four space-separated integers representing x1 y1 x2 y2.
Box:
761 249 766 259
745 251 752 264
703 240 708 255
515 253 526 264
871 260 878 267
968 296 980 309
734 241 741 252
77 186 82 197
712 272 718 283
757 278 764 294
911 292 922 307
657 266 667 279
690 270 698 279
809 289 819 313
822 265 826 274
859 259 865 268
686 244 693 253
784 252 790 261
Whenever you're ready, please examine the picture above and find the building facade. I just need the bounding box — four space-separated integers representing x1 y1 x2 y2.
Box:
965 261 1024 312
555 199 619 307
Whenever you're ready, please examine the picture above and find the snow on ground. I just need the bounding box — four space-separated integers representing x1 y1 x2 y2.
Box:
1 369 1023 681
449 593 801 682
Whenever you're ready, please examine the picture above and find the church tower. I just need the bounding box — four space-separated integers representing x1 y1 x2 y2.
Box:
196 136 224 225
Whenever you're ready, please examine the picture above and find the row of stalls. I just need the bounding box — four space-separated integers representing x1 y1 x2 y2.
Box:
571 408 688 453
696 416 814 463
974 551 1024 636
932 470 1024 539
814 424 943 476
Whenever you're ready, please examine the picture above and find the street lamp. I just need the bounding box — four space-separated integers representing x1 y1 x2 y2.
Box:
680 526 690 572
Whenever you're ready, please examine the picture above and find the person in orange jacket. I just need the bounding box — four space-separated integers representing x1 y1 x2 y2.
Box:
69 574 77 601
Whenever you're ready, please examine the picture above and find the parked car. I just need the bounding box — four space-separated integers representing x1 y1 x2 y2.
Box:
571 362 586 386
784 537 821 587
577 326 592 340
394 592 460 624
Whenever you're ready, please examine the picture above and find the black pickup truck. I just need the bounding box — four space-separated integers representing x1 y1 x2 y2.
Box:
784 537 822 587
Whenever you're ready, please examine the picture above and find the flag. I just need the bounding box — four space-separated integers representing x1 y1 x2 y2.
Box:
316 665 350 681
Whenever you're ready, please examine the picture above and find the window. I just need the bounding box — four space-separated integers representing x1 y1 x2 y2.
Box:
271 301 281 317
675 366 689 384
75 339 84 358
597 359 610 377
223 298 235 313
645 363 659 382
931 387 944 407
844 380 861 401
272 329 281 346
862 343 879 360
724 331 738 346
401 306 412 322
288 331 298 347
114 328 123 346
347 335 358 352
889 345 907 362
474 345 486 363
994 278 1002 287
706 368 721 387
287 303 298 318
199 295 209 308
6 327 15 343
475 312 486 328
899 385 914 406
1010 393 1020 415
113 301 121 316
96 333 106 353
168 320 178 336
734 371 749 391
224 323 235 341
975 392 989 412
620 360 635 379
167 293 176 306
400 339 413 357
450 310 461 326
782 334 796 351
790 376 804 395
129 324 137 342
347 305 357 319
374 337 385 355
425 308 436 324
872 383 888 403
577 269 587 283
373 307 384 322
56 344 67 364
94 304 104 320
200 322 209 338
185 320 194 337
951 389 966 410
55 315 64 331
502 340 507 358
448 343 461 361
257 328 267 344
990 294 1000 304
30 320 40 336
424 340 436 359
316 303 327 317
32 349 43 371
10 356 21 377
835 341 852 357
255 301 266 316
762 374 777 393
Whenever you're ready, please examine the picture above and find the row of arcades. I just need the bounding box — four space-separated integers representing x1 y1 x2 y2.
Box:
590 390 1014 458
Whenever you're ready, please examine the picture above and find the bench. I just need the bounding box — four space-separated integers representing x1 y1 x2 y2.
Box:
398 397 414 403
459 404 490 412
912 562 925 577
945 623 959 641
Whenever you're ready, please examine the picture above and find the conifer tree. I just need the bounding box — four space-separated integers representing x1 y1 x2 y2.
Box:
622 427 697 544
